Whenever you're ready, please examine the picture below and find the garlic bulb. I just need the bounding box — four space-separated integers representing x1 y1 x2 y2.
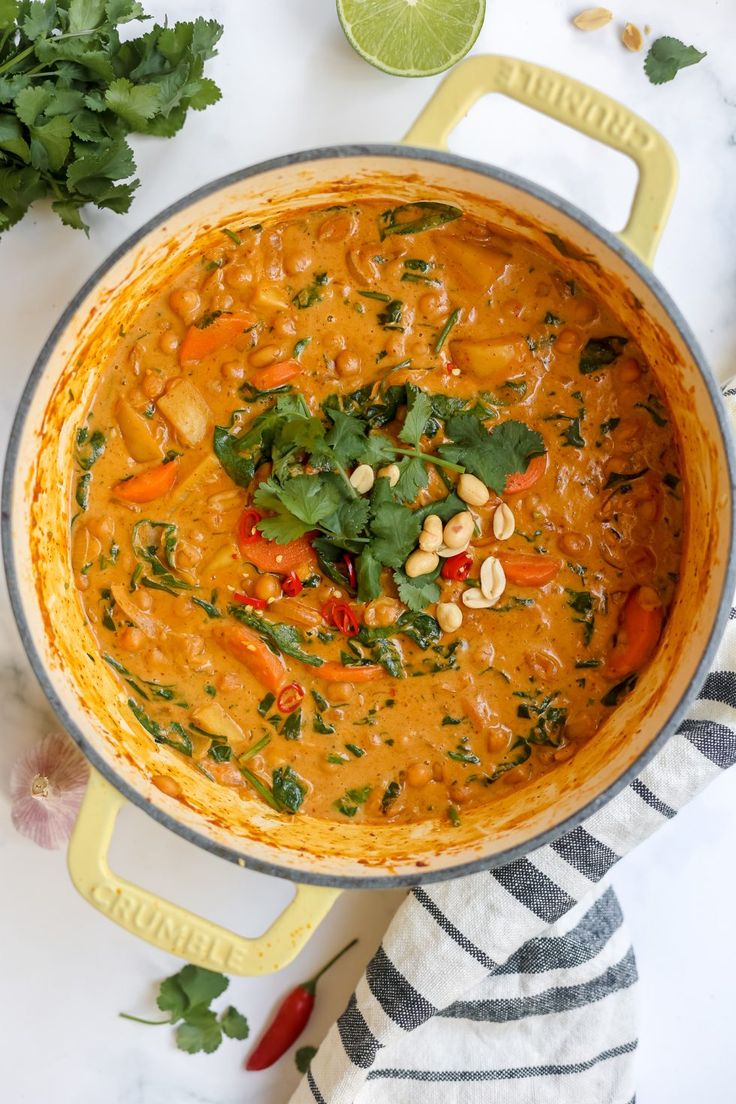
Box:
10 732 88 849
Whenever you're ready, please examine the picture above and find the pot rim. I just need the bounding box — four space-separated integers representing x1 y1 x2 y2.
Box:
4 142 735 889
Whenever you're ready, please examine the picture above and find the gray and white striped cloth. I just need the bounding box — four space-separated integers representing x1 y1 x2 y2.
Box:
289 389 736 1104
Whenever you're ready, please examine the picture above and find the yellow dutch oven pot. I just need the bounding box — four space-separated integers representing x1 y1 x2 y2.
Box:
4 57 735 975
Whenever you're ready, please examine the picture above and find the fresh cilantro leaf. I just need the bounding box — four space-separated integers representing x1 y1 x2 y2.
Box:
359 433 398 467
255 475 341 542
104 77 161 128
394 566 441 612
220 1006 249 1040
175 1007 222 1054
356 545 382 603
324 408 368 465
439 416 545 494
157 976 188 1021
644 36 706 85
296 1045 318 1073
367 477 422 569
393 455 428 503
398 384 431 448
176 964 229 1010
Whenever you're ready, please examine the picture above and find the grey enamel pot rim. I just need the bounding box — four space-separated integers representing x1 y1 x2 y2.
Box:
3 141 736 891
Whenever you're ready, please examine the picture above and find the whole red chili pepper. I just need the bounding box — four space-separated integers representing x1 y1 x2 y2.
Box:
245 938 358 1071
441 551 473 581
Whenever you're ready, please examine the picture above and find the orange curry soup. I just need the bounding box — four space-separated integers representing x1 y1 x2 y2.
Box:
71 200 683 826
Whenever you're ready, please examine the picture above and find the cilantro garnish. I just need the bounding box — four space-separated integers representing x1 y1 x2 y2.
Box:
439 416 545 494
120 964 248 1055
644 36 706 85
0 7 222 235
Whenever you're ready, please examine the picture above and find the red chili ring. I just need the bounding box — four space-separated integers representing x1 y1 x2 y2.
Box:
321 598 360 637
277 682 305 714
282 571 303 598
441 551 473 581
237 507 263 547
233 592 268 610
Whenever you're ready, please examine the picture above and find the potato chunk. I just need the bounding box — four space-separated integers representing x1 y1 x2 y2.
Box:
451 335 529 380
190 701 244 745
116 400 164 462
157 379 211 447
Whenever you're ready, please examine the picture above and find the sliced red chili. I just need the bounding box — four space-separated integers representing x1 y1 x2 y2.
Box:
441 551 473 581
321 598 360 637
233 592 268 610
237 507 263 548
342 553 356 590
282 571 303 598
277 682 305 714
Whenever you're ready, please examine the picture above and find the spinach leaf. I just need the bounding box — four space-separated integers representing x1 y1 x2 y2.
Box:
579 336 627 375
228 605 324 667
272 766 306 813
379 201 462 239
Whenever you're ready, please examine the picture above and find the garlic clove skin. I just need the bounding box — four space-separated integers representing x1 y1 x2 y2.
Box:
10 732 88 850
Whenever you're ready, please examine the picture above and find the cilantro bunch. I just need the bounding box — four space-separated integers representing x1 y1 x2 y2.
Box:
213 383 544 610
120 963 248 1055
0 1 223 234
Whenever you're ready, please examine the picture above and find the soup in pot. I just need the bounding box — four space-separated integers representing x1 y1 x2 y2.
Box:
71 199 683 826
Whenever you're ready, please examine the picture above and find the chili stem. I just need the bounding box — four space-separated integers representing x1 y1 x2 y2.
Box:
303 937 359 991
119 1013 171 1026
434 307 461 354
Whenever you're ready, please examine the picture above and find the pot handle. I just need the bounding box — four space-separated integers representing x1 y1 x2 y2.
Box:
403 55 677 265
68 769 339 975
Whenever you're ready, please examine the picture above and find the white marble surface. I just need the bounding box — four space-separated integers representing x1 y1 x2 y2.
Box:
1 1 734 1101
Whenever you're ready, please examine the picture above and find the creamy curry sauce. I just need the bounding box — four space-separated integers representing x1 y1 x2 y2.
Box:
71 200 683 826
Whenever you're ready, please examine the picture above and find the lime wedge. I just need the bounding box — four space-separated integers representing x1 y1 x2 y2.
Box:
336 0 486 78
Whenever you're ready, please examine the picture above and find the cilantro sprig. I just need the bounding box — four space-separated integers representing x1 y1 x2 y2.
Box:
0 3 223 234
120 964 248 1055
644 36 706 85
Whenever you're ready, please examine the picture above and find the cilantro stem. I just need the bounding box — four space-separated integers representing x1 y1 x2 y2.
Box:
393 446 464 474
119 1013 172 1026
0 30 97 76
434 308 461 354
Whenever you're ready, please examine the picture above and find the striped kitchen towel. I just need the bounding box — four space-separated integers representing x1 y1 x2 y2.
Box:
289 385 736 1104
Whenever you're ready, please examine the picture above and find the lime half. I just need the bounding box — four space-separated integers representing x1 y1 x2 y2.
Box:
336 0 486 78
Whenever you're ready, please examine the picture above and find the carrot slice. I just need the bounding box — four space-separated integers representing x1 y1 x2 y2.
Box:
179 313 255 364
504 453 547 495
250 359 300 391
239 532 316 574
606 586 663 679
498 553 560 587
316 661 385 682
113 459 178 503
216 624 286 693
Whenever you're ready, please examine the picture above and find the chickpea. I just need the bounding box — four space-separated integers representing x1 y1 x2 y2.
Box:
221 359 245 381
618 356 642 383
141 371 166 399
384 333 406 358
169 287 200 322
225 264 253 290
318 211 356 242
239 563 259 591
526 650 562 681
407 337 432 360
158 329 179 355
554 328 580 355
487 726 510 754
638 499 658 523
87 514 115 541
406 761 432 787
449 782 473 804
505 761 533 785
211 291 234 312
250 344 282 369
273 311 297 337
151 774 182 799
571 297 599 325
254 573 282 601
330 682 353 705
363 597 402 628
119 626 144 652
554 745 576 762
335 350 361 377
283 250 313 275
134 588 153 611
432 761 445 783
418 290 448 318
558 530 591 557
612 417 643 454
177 541 202 569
